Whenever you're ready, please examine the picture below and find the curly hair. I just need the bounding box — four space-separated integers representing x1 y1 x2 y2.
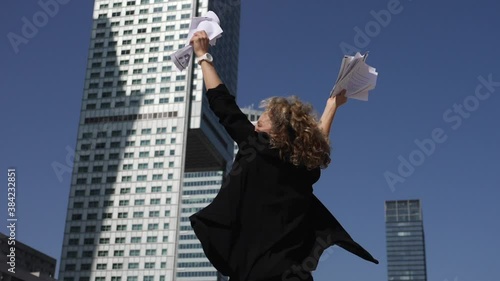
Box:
259 96 331 170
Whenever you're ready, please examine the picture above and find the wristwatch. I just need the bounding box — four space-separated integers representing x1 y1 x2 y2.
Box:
197 53 213 65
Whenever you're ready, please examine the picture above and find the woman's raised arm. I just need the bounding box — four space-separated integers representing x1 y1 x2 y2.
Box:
190 31 222 89
318 90 347 139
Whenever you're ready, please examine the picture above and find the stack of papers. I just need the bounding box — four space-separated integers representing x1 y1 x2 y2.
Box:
170 11 223 71
330 52 378 101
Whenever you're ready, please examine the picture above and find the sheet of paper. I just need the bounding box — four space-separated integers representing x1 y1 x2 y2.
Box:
330 52 378 101
171 11 223 71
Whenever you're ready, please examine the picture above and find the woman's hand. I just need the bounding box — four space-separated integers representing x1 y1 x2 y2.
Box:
328 89 348 109
190 31 210 58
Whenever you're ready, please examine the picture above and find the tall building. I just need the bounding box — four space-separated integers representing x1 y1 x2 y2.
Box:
385 200 428 281
58 0 240 281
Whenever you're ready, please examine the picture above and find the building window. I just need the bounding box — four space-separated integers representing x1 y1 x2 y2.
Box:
96 264 107 270
129 250 140 256
98 251 108 257
147 224 158 230
114 250 125 257
115 237 126 243
118 212 128 219
132 224 143 230
116 225 127 231
153 162 163 169
145 249 157 255
99 238 110 244
120 188 131 194
122 164 133 170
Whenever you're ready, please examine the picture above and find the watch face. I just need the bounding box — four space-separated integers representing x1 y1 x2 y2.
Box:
206 53 213 61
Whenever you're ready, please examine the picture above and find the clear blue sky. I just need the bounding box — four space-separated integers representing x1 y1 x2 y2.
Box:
1 0 499 280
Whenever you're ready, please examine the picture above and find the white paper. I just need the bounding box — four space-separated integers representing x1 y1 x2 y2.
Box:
171 11 223 71
330 52 378 101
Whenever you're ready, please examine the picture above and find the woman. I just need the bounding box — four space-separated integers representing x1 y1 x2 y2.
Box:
189 31 378 281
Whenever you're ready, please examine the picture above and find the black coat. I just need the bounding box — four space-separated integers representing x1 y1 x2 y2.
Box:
190 84 378 281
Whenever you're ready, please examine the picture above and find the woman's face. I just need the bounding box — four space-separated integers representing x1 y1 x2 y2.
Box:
255 112 273 134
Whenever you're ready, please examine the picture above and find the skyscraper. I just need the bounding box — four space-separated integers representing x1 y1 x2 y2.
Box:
385 199 428 281
58 0 240 281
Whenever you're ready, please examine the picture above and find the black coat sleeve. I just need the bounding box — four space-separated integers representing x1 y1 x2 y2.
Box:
206 84 256 145
304 195 379 269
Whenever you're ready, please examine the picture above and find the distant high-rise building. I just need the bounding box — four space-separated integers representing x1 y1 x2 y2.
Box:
58 0 240 281
385 199 428 281
0 233 56 281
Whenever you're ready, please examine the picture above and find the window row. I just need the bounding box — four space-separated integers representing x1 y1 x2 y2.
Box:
99 1 191 9
79 137 177 149
92 35 188 46
69 210 171 220
183 180 222 187
184 171 223 178
177 271 217 277
77 161 175 173
66 234 169 246
181 198 213 205
88 70 187 81
72 198 172 209
63 277 167 281
68 222 170 233
95 25 190 37
66 245 170 258
84 111 178 124
81 127 176 139
92 55 175 65
84 96 184 109
178 252 205 259
76 172 174 180
76 150 175 165
85 87 178 98
65 255 167 270
97 6 186 18
182 189 219 196
89 64 173 74
118 185 173 194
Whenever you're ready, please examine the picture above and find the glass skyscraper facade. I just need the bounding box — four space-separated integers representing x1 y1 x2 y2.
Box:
385 200 428 281
58 0 240 281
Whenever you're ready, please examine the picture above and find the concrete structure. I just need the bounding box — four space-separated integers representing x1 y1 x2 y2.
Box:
0 233 56 281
